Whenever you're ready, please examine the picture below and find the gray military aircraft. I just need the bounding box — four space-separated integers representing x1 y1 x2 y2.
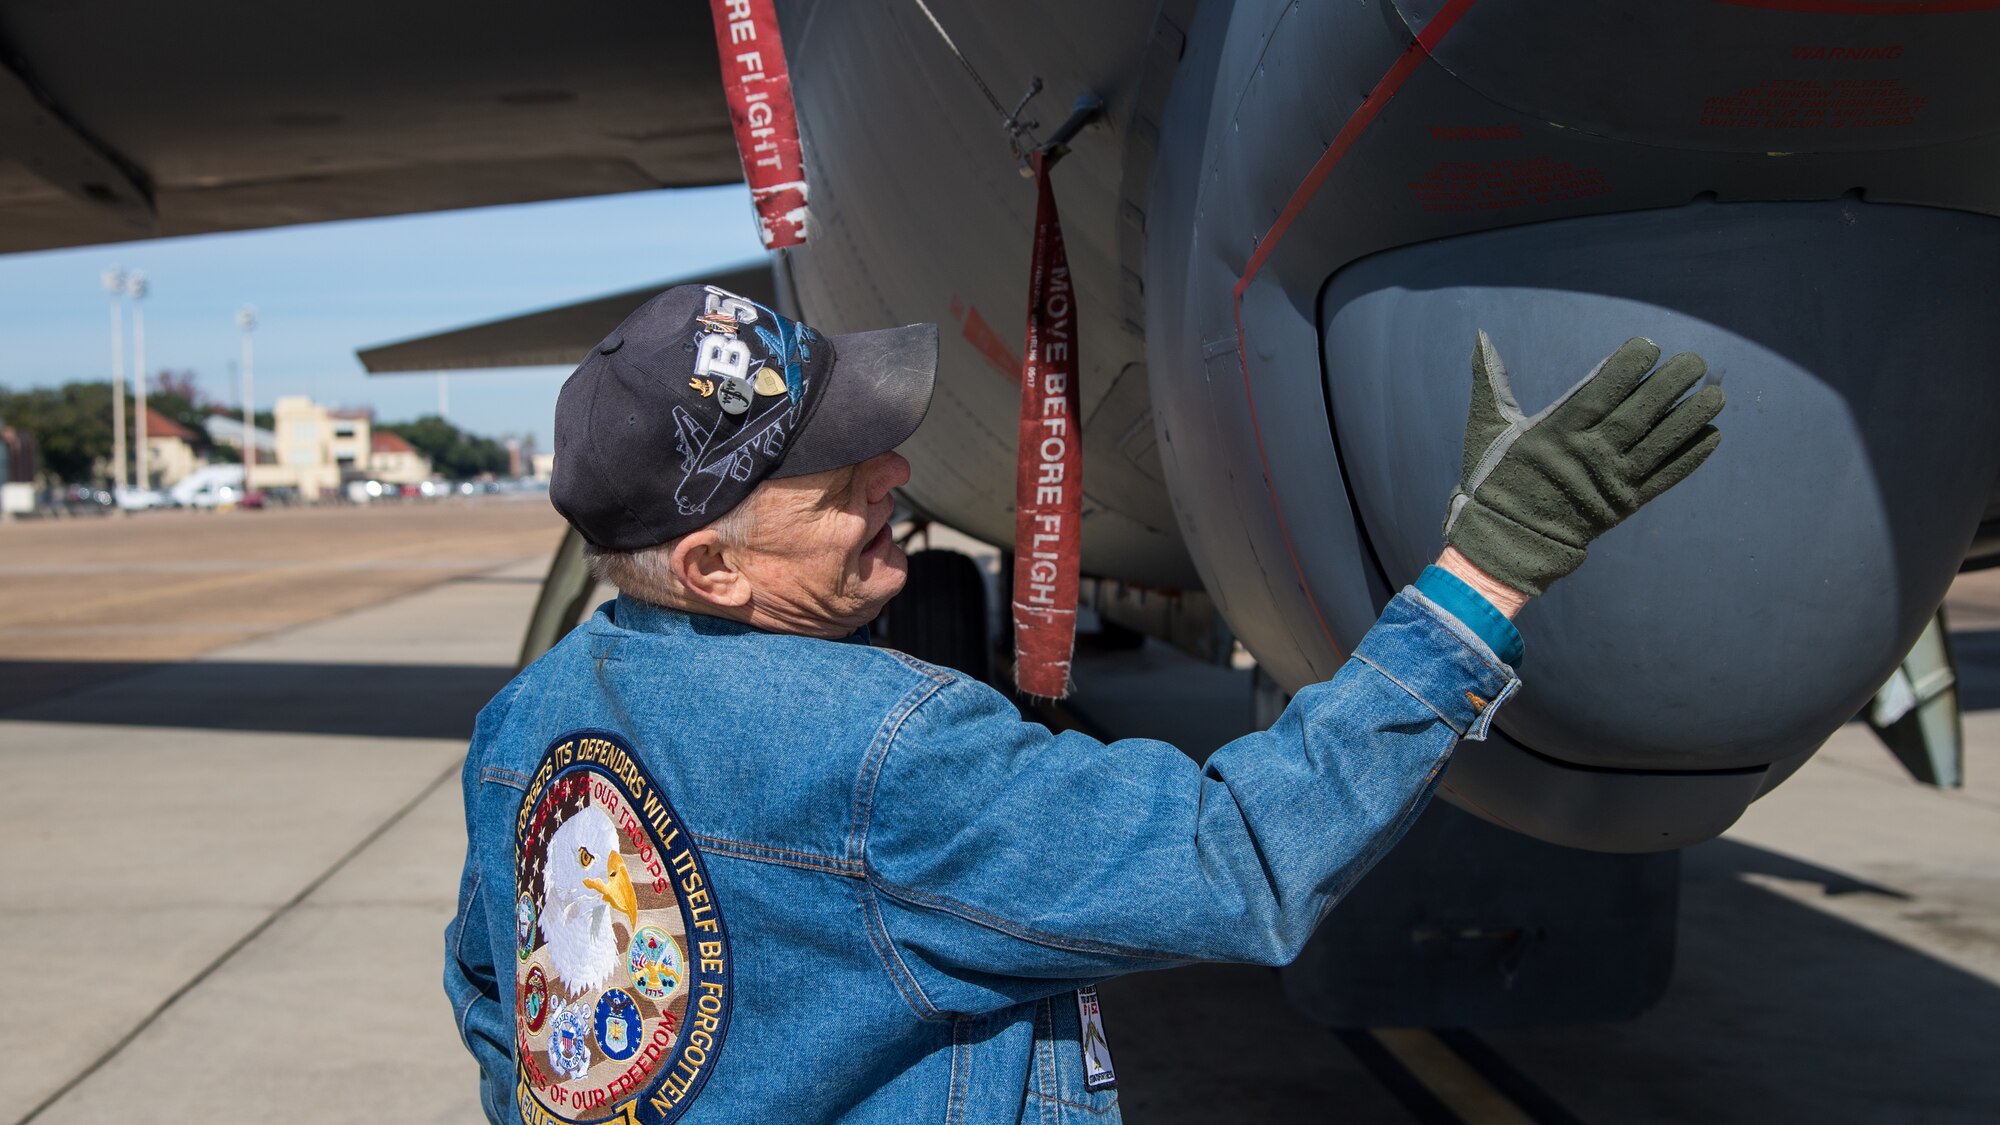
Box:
13 0 1997 1025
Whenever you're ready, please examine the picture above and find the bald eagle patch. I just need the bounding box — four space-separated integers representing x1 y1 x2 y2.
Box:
514 730 731 1125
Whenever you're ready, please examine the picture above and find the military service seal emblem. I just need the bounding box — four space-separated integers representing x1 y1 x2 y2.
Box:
514 730 732 1124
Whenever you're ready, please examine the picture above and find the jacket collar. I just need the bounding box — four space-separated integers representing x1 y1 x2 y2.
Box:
608 593 871 646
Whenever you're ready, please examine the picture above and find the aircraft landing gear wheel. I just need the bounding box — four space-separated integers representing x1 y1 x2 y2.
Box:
877 548 991 683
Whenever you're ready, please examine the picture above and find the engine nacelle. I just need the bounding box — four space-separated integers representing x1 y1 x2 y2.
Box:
1147 0 2000 850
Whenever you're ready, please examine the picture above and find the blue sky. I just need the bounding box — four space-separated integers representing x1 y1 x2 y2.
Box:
0 185 767 450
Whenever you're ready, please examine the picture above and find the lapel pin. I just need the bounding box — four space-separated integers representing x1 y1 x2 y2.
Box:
717 376 754 415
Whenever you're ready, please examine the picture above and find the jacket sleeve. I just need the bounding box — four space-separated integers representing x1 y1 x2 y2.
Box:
860 588 1519 1014
443 689 526 1124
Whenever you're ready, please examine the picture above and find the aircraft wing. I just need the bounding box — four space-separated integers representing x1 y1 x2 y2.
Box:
356 260 777 373
0 1 739 254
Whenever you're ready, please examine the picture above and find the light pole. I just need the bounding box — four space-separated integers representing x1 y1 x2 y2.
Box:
102 267 126 493
127 271 150 491
237 305 256 491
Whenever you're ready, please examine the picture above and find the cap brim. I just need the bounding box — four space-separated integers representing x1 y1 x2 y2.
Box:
771 322 938 478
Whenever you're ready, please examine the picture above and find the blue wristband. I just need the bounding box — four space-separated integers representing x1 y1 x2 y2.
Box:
1415 565 1524 667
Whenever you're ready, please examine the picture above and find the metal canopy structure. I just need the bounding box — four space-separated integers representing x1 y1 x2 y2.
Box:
0 0 739 254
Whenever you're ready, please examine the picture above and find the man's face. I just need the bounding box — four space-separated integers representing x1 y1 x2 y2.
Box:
730 450 912 637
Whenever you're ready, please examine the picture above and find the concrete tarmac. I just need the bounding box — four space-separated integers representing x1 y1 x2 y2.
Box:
1 501 565 1124
4 511 1998 1123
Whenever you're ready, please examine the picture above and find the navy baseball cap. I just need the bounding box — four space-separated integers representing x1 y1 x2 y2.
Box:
552 283 938 550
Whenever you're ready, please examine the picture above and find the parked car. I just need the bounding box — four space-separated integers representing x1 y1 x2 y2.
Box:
58 485 113 515
169 465 249 509
113 485 168 510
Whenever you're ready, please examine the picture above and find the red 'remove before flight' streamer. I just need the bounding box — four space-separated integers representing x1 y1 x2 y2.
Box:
708 0 808 248
1013 152 1082 699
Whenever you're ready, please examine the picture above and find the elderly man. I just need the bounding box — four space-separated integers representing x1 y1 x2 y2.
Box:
446 284 1722 1124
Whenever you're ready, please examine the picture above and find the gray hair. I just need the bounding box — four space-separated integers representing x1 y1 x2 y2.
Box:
583 498 759 605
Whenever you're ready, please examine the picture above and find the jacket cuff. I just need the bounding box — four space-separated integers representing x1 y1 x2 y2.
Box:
1414 565 1524 667
1354 588 1522 740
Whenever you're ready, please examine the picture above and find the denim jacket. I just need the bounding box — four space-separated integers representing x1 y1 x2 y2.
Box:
445 586 1519 1124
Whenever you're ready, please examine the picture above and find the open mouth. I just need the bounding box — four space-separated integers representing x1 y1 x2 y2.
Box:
863 521 893 554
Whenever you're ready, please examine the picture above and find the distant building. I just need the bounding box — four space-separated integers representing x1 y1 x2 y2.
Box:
370 429 432 484
143 407 203 487
531 452 555 481
259 396 340 498
328 408 376 476
204 415 277 465
1 423 34 484
0 424 30 519
254 396 433 498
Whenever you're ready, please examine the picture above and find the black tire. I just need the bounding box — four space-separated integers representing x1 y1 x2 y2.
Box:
879 548 991 682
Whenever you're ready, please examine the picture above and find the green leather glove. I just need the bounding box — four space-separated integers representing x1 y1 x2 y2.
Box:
1444 331 1724 597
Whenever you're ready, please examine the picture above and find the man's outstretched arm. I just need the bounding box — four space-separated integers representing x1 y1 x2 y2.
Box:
859 333 1723 1010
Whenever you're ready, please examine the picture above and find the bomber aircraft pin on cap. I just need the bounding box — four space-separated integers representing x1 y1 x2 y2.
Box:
551 282 938 550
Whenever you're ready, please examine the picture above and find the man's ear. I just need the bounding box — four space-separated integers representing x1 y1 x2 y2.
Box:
671 529 751 608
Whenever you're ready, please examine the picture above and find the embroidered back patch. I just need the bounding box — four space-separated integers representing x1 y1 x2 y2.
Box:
514 730 731 1124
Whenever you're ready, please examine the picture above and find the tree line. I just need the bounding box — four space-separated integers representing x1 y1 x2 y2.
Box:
0 372 512 484
377 415 513 480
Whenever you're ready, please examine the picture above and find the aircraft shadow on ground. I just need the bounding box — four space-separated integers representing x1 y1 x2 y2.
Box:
1096 836 2000 1123
0 660 514 740
1472 836 2000 1121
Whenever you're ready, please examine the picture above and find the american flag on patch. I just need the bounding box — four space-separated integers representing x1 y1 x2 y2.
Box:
516 772 590 920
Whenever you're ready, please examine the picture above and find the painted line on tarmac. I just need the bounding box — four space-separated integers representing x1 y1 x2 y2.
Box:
0 552 543 717
1338 1028 1583 1125
3 539 514 624
1428 1029 1586 1125
13 757 461 1125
